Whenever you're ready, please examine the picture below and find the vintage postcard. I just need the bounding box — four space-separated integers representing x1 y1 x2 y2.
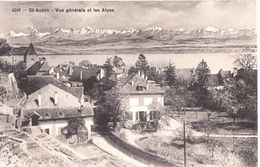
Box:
0 1 257 167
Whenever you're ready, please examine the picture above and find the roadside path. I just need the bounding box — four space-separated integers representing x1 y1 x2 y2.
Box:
92 134 148 167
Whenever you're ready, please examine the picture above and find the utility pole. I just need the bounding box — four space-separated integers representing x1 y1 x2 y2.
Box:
183 120 186 167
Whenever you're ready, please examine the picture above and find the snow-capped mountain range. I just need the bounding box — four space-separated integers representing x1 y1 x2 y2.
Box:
0 26 256 44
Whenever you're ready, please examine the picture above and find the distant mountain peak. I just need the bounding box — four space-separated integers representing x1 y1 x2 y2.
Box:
144 27 164 31
204 26 218 32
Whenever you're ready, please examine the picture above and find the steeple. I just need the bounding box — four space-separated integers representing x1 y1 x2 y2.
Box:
24 43 38 69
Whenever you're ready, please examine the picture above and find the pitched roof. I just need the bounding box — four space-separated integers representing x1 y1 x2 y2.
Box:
118 73 164 95
69 66 100 82
24 43 37 56
21 84 93 120
26 61 50 75
176 68 195 80
23 84 79 109
25 76 84 99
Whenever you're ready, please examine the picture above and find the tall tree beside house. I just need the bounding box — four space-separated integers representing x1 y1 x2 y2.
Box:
135 54 150 73
104 58 114 80
165 64 177 87
165 86 188 116
96 88 125 129
146 66 164 85
195 59 211 107
83 76 99 100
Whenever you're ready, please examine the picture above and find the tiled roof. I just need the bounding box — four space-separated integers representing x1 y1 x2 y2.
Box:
23 84 79 109
21 84 93 120
23 107 93 120
118 73 164 95
25 76 83 99
26 61 50 75
69 66 100 82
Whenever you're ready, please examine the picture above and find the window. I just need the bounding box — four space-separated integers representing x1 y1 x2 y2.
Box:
58 112 63 118
150 111 156 120
136 86 144 91
136 111 147 122
45 113 50 118
44 128 50 134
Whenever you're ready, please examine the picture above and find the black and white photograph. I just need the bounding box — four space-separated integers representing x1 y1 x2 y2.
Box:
0 1 257 167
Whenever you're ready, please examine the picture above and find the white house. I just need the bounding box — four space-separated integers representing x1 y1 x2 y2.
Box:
117 72 165 123
16 84 94 140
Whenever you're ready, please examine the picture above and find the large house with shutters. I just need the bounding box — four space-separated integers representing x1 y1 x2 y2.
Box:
16 84 94 139
117 72 165 123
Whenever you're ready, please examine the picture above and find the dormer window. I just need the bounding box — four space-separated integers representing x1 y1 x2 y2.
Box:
136 86 144 91
58 112 63 118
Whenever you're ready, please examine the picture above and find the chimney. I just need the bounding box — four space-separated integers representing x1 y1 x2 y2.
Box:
38 93 41 107
141 72 145 79
80 70 83 80
54 91 58 105
131 80 134 85
146 83 149 90
56 72 60 79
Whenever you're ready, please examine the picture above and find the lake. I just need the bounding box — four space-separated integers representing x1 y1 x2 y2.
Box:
1 53 253 74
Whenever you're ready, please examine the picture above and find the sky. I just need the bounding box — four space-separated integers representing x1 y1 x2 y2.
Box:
0 0 256 33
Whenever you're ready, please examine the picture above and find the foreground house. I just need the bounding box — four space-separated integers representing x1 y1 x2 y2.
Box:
117 72 165 123
16 84 94 140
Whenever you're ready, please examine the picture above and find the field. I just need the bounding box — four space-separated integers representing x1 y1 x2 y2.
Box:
131 110 257 167
171 110 257 135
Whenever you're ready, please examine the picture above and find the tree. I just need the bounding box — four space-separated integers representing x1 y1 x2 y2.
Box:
135 54 149 73
0 39 11 56
195 59 211 107
96 88 125 129
148 101 165 131
165 64 176 87
83 76 99 100
104 58 114 80
128 66 138 75
165 87 187 117
112 56 125 68
234 53 256 70
61 118 88 142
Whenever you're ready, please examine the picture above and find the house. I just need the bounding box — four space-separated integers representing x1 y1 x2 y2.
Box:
117 72 165 123
16 84 94 140
68 66 103 86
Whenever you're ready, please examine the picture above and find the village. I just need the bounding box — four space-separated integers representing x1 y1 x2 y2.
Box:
0 41 257 167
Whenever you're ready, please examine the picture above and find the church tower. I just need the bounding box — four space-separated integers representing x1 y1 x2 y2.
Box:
24 43 38 70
